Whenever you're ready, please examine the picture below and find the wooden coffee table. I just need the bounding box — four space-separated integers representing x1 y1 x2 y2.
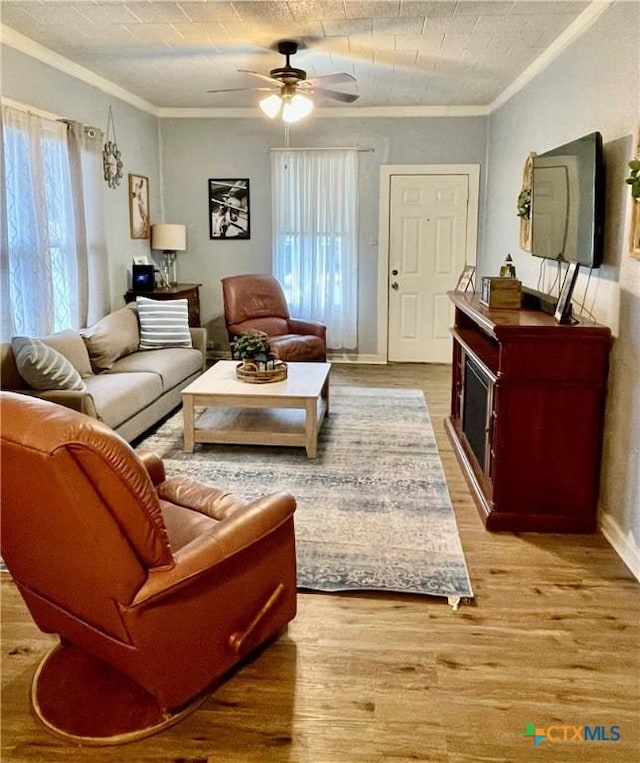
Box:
181 361 331 458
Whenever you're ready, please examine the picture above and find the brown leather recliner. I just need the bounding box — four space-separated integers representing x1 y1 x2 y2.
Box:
0 392 297 744
222 274 327 362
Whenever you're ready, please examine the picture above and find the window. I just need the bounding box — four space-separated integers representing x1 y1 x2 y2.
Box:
271 149 358 350
1 106 78 339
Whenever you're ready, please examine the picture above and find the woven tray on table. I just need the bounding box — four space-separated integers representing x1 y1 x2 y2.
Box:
235 361 288 384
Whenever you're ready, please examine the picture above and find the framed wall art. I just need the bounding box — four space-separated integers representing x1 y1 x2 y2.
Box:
209 179 250 239
129 174 150 239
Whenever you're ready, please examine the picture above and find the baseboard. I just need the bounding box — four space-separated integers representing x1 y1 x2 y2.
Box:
327 353 386 364
599 510 640 582
208 350 387 365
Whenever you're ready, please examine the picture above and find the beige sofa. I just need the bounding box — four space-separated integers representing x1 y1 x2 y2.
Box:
0 306 206 442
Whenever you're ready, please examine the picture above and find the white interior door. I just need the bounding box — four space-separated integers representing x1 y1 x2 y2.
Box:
387 174 470 363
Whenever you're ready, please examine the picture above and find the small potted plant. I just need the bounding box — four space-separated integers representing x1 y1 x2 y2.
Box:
233 330 277 371
233 330 269 359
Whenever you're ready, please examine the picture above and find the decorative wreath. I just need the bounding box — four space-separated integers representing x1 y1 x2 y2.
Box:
102 106 123 189
102 140 123 189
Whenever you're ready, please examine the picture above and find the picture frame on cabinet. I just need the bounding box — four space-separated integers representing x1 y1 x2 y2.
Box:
554 262 580 324
455 265 476 293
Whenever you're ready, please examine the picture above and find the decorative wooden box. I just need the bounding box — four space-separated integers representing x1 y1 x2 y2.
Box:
480 277 522 309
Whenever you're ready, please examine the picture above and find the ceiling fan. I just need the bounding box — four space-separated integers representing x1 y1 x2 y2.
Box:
207 40 359 122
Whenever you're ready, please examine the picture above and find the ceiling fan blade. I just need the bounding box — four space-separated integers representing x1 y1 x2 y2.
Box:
306 72 356 85
312 87 359 103
207 86 277 94
238 69 281 85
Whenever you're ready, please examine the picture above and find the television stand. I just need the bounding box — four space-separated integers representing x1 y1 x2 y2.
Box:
445 292 611 532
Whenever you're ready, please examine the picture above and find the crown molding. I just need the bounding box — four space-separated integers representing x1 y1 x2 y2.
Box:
489 0 616 113
0 24 159 117
156 104 489 119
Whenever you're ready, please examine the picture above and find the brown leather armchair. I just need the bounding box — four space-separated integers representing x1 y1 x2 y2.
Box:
222 274 326 362
0 392 297 744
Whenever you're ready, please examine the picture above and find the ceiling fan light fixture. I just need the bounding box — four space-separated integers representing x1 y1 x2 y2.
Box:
259 93 283 119
282 93 314 123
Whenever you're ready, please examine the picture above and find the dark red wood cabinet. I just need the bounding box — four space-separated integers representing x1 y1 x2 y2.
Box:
124 283 202 327
444 292 611 533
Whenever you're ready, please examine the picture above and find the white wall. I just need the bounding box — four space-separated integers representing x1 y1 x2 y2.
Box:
160 115 487 352
482 0 640 577
0 45 161 313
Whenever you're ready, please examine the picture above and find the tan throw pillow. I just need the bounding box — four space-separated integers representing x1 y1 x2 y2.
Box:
41 329 93 378
81 307 140 372
11 337 86 391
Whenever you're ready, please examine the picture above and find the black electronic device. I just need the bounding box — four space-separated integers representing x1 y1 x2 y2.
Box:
521 285 558 315
531 131 604 269
132 264 155 290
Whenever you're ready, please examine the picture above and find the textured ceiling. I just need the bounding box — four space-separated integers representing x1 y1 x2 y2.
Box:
1 0 593 110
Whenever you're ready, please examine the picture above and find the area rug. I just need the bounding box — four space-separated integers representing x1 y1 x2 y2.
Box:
138 386 473 604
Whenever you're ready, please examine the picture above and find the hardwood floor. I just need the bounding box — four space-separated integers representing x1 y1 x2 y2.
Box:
2 363 638 762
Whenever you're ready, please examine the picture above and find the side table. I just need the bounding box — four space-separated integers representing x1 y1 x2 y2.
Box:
124 283 202 327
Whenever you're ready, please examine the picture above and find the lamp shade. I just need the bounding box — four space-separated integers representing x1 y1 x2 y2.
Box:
282 94 314 123
259 93 313 123
259 94 283 119
151 224 186 251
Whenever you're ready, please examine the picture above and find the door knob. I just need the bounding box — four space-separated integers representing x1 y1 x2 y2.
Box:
391 281 399 291
391 269 398 276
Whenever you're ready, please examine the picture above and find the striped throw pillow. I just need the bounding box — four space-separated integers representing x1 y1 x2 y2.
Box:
11 336 86 391
136 297 192 350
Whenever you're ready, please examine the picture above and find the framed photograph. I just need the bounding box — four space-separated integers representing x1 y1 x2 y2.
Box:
554 262 580 324
455 264 476 293
209 179 250 239
129 174 150 239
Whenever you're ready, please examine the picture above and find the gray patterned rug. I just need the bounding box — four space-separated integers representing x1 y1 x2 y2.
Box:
138 386 473 605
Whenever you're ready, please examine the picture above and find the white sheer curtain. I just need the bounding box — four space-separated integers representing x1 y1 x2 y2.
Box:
66 121 110 326
1 106 79 339
1 107 109 342
271 149 358 350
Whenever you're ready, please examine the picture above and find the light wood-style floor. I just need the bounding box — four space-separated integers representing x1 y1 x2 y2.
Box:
2 364 638 762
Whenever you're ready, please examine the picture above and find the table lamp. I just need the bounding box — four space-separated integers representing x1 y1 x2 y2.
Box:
150 224 186 286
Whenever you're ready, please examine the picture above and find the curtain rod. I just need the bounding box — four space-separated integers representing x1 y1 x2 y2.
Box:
1 97 62 122
269 146 374 153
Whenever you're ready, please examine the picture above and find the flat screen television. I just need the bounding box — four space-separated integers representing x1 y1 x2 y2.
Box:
531 131 604 269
